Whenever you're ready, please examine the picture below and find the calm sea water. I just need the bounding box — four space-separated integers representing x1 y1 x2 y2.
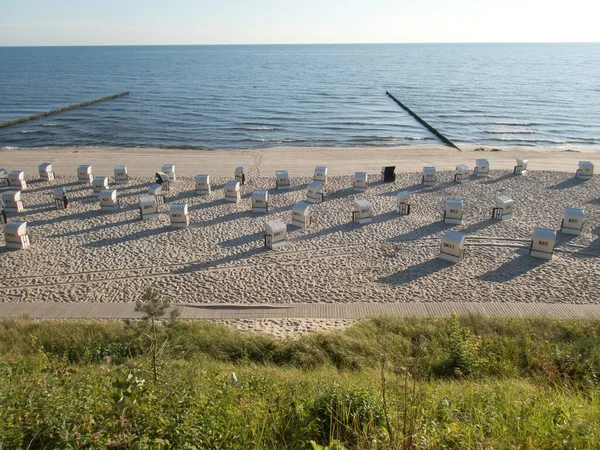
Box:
1 44 599 150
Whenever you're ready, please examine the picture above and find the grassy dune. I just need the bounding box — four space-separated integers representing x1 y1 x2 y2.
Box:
1 314 599 449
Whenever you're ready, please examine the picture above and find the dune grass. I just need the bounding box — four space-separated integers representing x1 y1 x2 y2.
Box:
1 314 599 449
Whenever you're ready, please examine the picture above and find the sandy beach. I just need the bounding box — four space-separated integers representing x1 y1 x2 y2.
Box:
0 145 599 335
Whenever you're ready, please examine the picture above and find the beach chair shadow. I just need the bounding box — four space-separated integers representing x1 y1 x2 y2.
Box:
555 232 578 247
173 245 266 274
460 218 495 235
270 184 306 195
58 181 93 190
291 221 354 243
588 198 600 206
20 205 56 215
390 221 451 243
189 198 225 212
49 216 140 238
477 252 545 283
548 178 586 190
484 172 514 185
28 208 106 227
427 181 456 192
219 231 264 248
82 225 170 248
199 209 254 227
328 187 356 200
263 204 292 215
0 246 16 256
377 258 449 285
18 184 57 194
372 210 399 224
115 182 148 191
572 237 600 259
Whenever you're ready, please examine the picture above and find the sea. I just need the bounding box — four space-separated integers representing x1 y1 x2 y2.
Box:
1 43 599 150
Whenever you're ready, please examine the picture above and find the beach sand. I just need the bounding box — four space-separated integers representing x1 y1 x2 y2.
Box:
1 144 598 178
0 145 599 334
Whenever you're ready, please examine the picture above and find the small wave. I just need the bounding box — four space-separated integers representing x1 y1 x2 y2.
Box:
246 138 299 143
493 121 537 127
1 146 20 149
41 123 64 127
485 129 535 135
243 126 277 131
21 129 43 134
486 137 566 145
352 135 429 143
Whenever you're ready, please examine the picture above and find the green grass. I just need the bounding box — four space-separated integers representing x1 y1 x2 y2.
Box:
1 314 600 449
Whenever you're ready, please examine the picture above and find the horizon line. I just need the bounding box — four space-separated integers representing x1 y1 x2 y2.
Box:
1 41 599 48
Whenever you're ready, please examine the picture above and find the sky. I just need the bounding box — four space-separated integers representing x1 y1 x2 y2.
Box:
1 0 599 46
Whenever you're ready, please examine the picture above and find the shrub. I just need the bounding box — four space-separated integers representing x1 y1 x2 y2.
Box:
307 383 384 446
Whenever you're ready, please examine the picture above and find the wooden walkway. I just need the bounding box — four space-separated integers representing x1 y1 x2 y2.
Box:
1 302 599 320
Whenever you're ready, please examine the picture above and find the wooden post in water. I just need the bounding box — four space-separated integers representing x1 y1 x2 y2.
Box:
386 91 461 151
0 91 130 129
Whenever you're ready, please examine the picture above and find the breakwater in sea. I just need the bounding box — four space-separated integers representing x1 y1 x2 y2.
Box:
1 44 599 150
0 92 130 129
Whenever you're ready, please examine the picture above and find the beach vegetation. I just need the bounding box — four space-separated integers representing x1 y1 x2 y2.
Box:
1 315 600 448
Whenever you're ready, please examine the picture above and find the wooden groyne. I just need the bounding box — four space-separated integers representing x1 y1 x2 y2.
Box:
386 91 461 151
0 91 130 129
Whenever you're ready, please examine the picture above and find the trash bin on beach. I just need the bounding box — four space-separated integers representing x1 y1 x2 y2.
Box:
381 166 396 183
224 180 241 203
560 208 584 235
492 194 514 220
454 164 470 183
161 164 176 182
529 228 556 260
397 191 410 215
92 176 109 195
353 172 368 192
139 195 159 220
114 166 129 184
314 166 327 184
306 181 324 204
99 189 119 211
276 170 290 190
439 230 466 263
53 187 68 210
195 174 211 195
234 166 245 185
422 166 437 186
474 159 490 178
264 220 287 249
352 200 373 225
3 221 30 250
514 158 528 175
170 203 190 228
77 165 93 184
2 191 24 213
38 162 54 181
444 199 464 224
291 202 311 229
8 171 27 190
252 190 268 213
576 161 594 180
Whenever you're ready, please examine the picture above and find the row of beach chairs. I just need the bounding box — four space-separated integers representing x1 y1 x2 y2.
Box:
0 160 595 260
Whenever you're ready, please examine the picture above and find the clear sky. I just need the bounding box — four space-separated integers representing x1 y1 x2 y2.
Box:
1 0 598 46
